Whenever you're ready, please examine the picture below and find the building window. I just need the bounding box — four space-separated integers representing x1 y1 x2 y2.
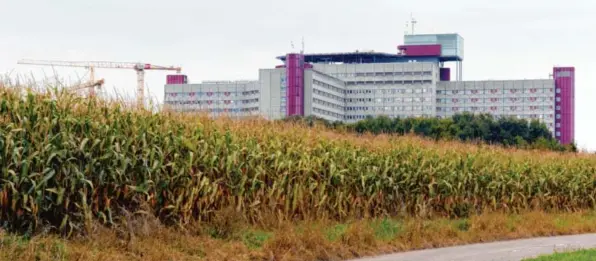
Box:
555 71 572 77
556 88 561 93
556 114 561 119
556 131 561 137
556 97 561 102
556 123 561 128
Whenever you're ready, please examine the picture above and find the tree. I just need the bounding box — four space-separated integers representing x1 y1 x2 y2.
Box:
282 113 566 152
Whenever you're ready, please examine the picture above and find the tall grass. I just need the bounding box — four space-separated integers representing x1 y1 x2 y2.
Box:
0 86 595 236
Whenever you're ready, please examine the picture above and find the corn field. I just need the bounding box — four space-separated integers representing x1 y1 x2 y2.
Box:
1 87 596 236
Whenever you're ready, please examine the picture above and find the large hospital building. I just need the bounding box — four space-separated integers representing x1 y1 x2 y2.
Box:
164 33 575 144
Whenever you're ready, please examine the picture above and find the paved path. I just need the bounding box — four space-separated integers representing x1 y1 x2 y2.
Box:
349 234 596 261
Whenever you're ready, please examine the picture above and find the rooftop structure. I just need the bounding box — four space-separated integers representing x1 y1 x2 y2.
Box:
276 51 441 64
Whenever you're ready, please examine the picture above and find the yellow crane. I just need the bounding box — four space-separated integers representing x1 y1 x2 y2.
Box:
17 59 182 108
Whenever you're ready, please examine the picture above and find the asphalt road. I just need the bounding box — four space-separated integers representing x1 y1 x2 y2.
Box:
348 234 596 261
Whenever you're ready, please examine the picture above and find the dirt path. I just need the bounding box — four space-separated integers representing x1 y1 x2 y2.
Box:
348 233 596 261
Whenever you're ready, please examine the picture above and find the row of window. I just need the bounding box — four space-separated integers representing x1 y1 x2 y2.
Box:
436 88 554 95
313 79 345 94
279 86 287 113
347 97 432 103
347 88 429 95
343 114 556 123
346 106 434 112
346 115 369 120
164 99 259 105
437 97 556 103
208 108 259 113
353 71 433 77
313 107 343 120
345 114 431 120
331 71 433 78
313 98 344 111
438 106 557 114
242 90 260 95
165 91 259 97
169 107 259 113
385 97 431 103
313 88 345 103
346 80 433 86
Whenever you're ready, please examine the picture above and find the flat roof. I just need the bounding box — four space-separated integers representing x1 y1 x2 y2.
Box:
276 52 452 64
405 33 462 37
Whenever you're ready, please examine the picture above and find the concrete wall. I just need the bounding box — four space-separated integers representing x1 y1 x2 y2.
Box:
258 68 286 120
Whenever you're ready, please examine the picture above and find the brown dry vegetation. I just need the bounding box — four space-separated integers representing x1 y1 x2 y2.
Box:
4 211 596 261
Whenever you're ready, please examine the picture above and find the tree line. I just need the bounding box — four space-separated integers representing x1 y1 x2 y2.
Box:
283 113 577 152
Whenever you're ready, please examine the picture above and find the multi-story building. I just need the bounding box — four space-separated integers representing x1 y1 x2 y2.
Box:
164 33 575 144
436 80 557 134
164 80 260 118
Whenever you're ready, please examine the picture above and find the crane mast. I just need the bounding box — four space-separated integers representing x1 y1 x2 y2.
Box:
136 69 145 108
17 59 182 108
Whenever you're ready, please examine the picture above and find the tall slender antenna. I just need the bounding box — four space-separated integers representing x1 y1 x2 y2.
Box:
301 37 305 54
410 13 417 35
405 21 409 35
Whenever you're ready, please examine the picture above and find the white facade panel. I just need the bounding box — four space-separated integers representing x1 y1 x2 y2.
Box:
258 68 285 120
437 79 556 134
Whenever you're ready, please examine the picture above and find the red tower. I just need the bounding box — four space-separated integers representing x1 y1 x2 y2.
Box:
553 67 575 144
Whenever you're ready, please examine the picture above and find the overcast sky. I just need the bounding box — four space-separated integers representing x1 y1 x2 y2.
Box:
1 0 595 150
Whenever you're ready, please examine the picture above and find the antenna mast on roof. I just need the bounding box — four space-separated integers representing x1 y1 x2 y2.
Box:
301 36 305 54
410 13 417 35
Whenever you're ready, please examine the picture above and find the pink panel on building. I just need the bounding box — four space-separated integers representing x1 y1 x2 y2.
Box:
440 68 451 81
553 67 575 144
398 44 442 57
285 53 305 116
166 74 188 84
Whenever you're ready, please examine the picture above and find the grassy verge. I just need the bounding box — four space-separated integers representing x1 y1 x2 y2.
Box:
523 249 596 261
3 211 596 261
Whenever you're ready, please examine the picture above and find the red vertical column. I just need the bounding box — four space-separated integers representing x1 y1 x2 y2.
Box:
553 67 575 144
285 53 305 116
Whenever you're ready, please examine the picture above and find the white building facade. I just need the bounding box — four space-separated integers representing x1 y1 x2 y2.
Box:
436 80 556 134
164 33 574 144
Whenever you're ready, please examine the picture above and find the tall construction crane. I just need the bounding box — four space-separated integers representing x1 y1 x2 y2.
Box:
17 59 182 108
